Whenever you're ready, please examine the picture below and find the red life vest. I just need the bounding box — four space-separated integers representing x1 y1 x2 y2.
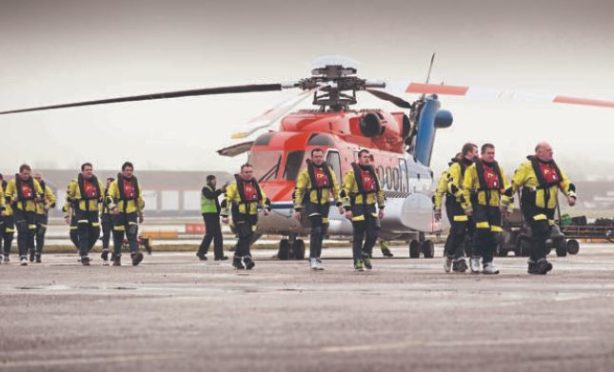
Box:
313 167 330 188
122 179 136 199
538 162 559 184
476 160 503 191
482 164 500 189
360 170 377 192
83 180 99 199
242 182 259 201
20 183 33 199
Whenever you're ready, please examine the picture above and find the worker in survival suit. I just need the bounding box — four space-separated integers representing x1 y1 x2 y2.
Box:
293 148 341 271
505 142 576 275
221 163 271 270
32 172 56 263
62 184 80 252
65 162 105 266
107 162 145 267
100 177 115 265
341 149 385 272
436 143 479 273
4 164 44 266
0 174 16 264
462 143 512 275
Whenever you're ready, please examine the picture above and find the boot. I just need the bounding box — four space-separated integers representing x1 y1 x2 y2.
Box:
81 256 90 266
35 254 42 263
482 262 500 275
232 256 245 270
453 258 468 273
112 256 121 266
101 249 110 265
354 259 364 272
310 258 318 270
29 250 35 262
536 258 553 275
243 256 255 270
131 252 144 266
527 260 539 274
470 256 481 273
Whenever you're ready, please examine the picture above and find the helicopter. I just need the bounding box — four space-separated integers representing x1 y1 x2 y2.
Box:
2 56 613 260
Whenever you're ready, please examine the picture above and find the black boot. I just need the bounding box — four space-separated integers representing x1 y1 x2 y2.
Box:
131 252 144 266
453 258 468 273
112 256 121 266
29 250 35 262
35 254 42 263
537 258 553 275
527 260 539 274
196 252 207 261
232 256 245 270
81 256 90 266
243 256 255 270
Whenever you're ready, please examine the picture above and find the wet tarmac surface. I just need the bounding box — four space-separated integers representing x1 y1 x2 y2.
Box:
1 244 614 371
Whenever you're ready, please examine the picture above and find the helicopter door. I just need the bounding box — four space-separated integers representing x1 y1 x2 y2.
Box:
326 150 342 182
399 158 409 193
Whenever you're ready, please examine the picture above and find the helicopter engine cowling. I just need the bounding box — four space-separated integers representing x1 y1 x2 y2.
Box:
359 112 383 137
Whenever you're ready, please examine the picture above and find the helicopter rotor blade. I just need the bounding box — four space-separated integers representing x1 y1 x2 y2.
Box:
366 89 412 109
231 88 316 139
424 53 436 85
0 83 294 115
404 82 614 109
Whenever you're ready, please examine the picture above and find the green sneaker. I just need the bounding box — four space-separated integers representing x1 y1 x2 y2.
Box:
354 259 364 272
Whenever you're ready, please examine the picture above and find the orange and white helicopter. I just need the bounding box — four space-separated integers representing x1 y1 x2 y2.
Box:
2 56 613 260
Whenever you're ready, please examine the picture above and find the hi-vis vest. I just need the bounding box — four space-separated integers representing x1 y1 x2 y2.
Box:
222 175 269 217
293 160 340 210
108 174 144 214
67 174 104 212
201 185 219 214
462 160 511 209
35 180 57 215
341 163 385 210
510 156 575 210
5 176 43 212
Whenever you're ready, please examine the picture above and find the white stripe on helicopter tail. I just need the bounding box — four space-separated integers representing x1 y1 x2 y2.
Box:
465 87 555 103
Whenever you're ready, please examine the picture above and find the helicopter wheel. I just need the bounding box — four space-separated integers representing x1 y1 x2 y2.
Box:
277 239 291 260
409 240 420 259
292 239 305 260
421 240 434 259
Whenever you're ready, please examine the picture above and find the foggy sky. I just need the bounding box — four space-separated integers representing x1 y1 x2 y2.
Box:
1 0 614 179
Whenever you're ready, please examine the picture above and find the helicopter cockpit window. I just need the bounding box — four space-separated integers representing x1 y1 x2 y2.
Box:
283 151 305 181
249 151 281 182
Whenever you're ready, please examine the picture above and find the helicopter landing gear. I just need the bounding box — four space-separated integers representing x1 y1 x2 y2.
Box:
277 235 305 260
409 233 434 258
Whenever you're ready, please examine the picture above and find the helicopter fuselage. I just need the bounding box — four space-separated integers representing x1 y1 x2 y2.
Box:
247 109 438 241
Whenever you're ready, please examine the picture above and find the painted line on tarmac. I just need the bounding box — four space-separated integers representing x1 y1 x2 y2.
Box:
321 336 593 354
0 351 184 369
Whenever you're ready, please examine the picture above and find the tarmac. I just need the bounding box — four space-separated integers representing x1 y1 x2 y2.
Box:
1 244 614 372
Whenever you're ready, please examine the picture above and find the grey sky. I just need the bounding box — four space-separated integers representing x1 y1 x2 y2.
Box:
1 0 613 178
